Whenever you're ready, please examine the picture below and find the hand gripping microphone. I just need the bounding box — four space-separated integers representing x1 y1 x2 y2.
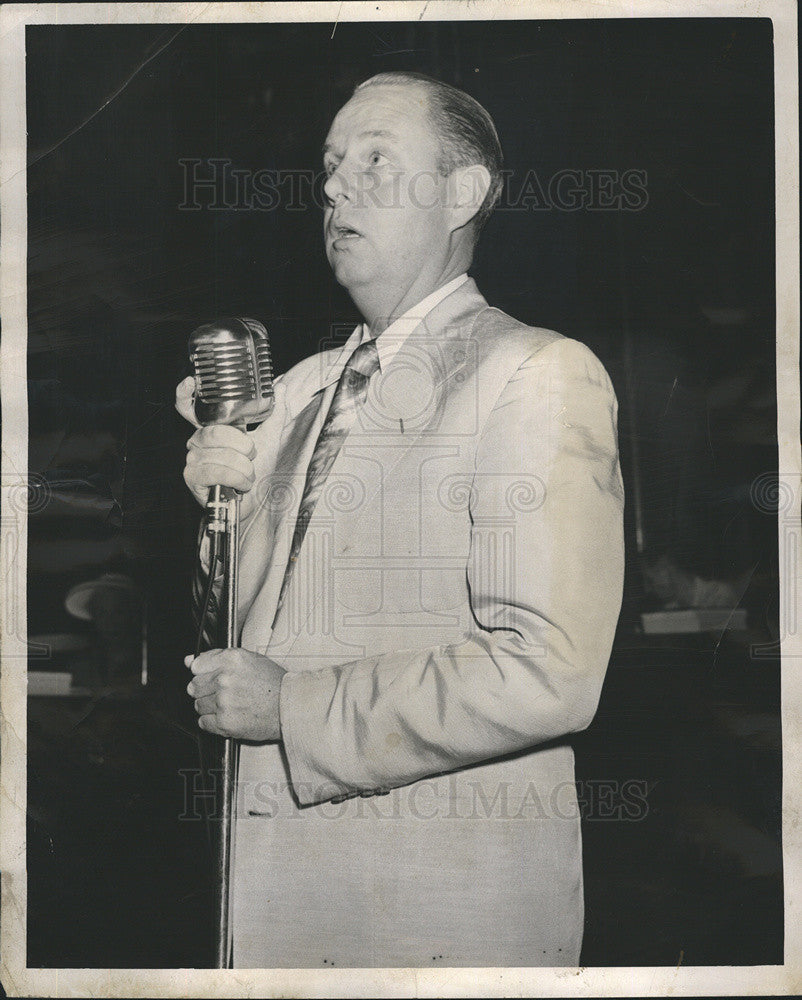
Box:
187 317 274 970
189 316 275 531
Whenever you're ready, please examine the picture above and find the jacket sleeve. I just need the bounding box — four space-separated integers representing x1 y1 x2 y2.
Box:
279 337 625 806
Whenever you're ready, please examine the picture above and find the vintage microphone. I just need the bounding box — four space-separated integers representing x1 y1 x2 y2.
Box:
188 317 274 968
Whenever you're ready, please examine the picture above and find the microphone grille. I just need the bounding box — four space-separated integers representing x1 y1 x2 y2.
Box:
192 341 255 402
188 317 275 427
254 338 274 399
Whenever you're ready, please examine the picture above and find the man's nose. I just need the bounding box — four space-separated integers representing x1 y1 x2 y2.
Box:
323 163 352 207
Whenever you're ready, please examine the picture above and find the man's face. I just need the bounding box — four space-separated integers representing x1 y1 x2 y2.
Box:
322 84 452 301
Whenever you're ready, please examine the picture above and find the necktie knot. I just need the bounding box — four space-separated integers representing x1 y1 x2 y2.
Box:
345 337 380 380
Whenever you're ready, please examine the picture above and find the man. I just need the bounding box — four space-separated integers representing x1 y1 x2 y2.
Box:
176 71 625 968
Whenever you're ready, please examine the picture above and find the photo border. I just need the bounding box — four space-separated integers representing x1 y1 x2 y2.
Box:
2 2 799 995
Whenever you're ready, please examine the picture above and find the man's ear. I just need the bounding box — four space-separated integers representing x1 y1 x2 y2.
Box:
446 164 491 232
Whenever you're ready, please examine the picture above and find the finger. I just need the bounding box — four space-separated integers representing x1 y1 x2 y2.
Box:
184 455 255 494
193 694 218 716
189 425 257 458
187 672 216 699
190 650 224 674
184 655 195 669
176 377 201 428
187 668 224 698
198 714 223 736
185 446 255 479
176 376 195 401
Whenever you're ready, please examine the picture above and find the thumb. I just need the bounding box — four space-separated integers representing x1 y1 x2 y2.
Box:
176 376 201 429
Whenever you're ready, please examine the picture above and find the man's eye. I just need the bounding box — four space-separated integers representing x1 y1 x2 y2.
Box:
324 161 337 177
368 151 387 167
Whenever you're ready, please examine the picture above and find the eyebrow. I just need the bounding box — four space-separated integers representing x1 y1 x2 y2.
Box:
322 129 399 156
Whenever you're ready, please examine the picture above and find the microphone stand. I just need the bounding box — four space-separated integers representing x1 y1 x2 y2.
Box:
188 315 274 968
206 483 241 969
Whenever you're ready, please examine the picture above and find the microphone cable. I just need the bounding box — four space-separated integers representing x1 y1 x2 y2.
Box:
194 524 223 659
192 520 224 875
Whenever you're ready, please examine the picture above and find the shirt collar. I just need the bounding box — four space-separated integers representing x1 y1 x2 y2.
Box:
321 273 469 390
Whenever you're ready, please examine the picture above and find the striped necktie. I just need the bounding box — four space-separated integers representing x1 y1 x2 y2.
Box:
272 336 380 623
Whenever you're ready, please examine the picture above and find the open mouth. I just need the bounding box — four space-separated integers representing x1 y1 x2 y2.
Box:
331 223 362 242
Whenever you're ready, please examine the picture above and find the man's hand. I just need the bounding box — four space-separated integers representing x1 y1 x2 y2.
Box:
182 424 259 516
177 374 257 512
176 376 286 519
185 649 285 741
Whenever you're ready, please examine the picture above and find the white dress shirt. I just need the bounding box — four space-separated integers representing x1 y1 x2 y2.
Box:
318 272 469 390
361 272 469 369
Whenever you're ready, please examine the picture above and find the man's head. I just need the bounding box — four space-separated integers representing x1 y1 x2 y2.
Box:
322 72 503 330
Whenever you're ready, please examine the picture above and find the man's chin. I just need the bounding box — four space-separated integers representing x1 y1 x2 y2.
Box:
328 256 372 291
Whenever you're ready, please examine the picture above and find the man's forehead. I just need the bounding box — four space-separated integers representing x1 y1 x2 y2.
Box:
324 84 431 149
323 127 398 155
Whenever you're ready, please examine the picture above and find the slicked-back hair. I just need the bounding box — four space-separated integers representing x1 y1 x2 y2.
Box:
354 71 504 238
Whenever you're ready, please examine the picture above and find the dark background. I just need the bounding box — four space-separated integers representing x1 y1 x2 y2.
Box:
25 18 781 968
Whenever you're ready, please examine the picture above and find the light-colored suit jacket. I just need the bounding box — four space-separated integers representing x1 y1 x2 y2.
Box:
228 277 625 968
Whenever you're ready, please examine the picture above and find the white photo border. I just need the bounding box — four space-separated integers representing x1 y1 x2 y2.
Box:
1 2 799 996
